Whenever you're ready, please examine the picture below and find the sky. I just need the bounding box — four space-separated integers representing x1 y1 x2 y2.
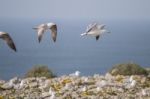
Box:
0 0 150 20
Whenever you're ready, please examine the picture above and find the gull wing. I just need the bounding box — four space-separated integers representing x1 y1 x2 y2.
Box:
98 24 106 29
37 28 45 43
33 24 47 43
1 33 17 52
33 24 46 29
50 24 57 42
86 23 98 33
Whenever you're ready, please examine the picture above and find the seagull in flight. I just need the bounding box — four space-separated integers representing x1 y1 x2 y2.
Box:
81 22 110 40
0 32 17 52
33 22 57 43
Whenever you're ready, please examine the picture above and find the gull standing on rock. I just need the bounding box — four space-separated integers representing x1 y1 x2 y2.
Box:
129 76 137 88
0 32 17 52
33 22 57 43
124 75 137 88
70 71 80 77
49 87 56 99
81 22 110 40
96 80 108 88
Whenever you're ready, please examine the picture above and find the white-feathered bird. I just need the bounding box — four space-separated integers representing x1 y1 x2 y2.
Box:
81 22 110 40
130 80 136 87
129 76 136 87
33 22 57 43
96 87 101 92
74 71 80 77
96 80 108 87
125 76 137 88
129 75 134 82
0 31 17 52
49 87 56 99
69 71 80 77
82 86 87 92
19 80 26 89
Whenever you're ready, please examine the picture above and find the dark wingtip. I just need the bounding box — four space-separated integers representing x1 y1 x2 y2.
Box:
14 49 17 52
38 39 41 43
12 44 17 52
13 47 17 52
52 37 56 42
53 39 56 42
96 35 100 41
38 38 41 43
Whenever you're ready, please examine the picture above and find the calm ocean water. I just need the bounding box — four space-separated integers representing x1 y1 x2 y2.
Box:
0 18 150 80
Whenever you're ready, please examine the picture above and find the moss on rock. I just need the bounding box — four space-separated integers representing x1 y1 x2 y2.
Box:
25 65 56 78
109 62 148 76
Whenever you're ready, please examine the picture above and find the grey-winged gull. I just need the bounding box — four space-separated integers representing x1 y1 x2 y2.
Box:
81 22 110 40
0 31 17 52
33 22 57 43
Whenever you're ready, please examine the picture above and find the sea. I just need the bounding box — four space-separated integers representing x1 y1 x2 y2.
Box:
0 18 150 80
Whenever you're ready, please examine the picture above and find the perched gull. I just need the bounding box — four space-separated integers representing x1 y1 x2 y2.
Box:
129 75 134 82
49 87 56 99
0 31 17 52
96 87 101 92
130 80 136 87
81 22 110 40
19 80 26 89
69 71 80 77
82 86 87 92
124 76 137 88
129 76 137 88
33 22 57 43
96 80 108 88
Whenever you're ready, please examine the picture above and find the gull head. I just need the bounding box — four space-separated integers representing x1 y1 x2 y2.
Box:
0 31 6 36
47 23 55 28
80 32 87 36
129 75 134 82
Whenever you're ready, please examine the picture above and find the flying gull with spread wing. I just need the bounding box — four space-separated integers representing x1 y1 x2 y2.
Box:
81 22 110 40
0 31 17 52
33 22 57 43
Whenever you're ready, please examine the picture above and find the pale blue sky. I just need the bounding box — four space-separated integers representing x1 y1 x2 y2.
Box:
0 0 150 20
